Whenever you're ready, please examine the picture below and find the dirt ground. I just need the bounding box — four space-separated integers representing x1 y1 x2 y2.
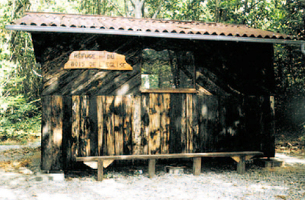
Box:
0 143 305 200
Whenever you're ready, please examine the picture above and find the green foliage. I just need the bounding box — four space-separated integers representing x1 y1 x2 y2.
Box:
141 49 194 89
0 60 41 143
0 0 41 143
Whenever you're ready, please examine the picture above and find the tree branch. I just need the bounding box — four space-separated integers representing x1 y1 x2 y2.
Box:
130 0 135 7
108 1 125 16
152 0 164 19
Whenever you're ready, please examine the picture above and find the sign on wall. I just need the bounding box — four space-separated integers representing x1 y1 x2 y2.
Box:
64 50 133 70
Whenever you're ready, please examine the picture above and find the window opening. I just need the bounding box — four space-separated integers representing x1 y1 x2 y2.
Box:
141 49 195 91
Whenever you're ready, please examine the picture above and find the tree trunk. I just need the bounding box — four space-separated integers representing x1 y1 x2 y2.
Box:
132 0 145 18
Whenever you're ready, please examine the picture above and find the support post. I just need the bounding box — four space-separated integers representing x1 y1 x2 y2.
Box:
148 159 156 178
98 159 104 181
193 157 201 175
237 156 246 174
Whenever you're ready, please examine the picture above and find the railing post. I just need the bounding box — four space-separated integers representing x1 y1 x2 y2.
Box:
193 157 201 175
237 156 246 174
98 159 104 181
148 159 156 178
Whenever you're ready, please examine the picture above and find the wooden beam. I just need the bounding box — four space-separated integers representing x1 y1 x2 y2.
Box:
140 88 197 94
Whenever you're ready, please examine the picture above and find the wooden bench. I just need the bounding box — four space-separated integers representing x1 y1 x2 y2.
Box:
76 151 263 181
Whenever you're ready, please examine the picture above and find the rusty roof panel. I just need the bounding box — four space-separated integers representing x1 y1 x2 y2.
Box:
8 12 299 41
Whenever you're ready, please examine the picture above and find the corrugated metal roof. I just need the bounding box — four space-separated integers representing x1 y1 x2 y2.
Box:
6 12 304 44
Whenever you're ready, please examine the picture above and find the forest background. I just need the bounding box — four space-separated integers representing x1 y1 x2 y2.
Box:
0 0 304 144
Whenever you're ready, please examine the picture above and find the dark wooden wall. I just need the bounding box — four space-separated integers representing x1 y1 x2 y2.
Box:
33 33 275 171
41 94 274 170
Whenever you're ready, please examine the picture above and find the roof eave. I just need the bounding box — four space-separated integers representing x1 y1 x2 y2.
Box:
6 25 305 45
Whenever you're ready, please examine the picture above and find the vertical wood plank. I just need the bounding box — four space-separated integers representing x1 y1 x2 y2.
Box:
71 96 80 160
269 96 275 157
149 94 161 154
192 95 200 152
114 96 123 155
101 96 108 155
123 95 133 155
89 96 98 156
79 95 90 157
97 96 104 156
141 94 149 155
41 96 52 171
132 96 142 155
259 96 276 158
210 96 219 151
51 95 63 170
169 94 182 153
203 95 219 152
193 157 201 175
259 96 265 152
62 96 72 170
197 94 208 152
105 96 115 155
186 94 193 153
181 94 187 153
160 94 170 154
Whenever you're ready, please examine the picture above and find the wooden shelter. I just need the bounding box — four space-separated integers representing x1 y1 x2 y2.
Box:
6 12 304 171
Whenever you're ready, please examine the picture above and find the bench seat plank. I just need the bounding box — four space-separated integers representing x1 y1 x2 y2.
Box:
76 151 263 161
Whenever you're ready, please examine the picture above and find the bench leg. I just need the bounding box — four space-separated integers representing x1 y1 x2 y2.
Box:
237 156 245 174
193 157 201 176
148 159 156 178
98 159 103 181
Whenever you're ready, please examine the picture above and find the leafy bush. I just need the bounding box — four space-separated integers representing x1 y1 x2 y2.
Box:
0 59 41 144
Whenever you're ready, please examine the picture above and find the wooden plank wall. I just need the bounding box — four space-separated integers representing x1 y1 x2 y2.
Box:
41 95 63 171
42 94 274 170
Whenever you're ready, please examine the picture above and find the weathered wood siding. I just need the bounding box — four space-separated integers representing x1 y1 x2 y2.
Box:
41 95 63 170
42 94 275 171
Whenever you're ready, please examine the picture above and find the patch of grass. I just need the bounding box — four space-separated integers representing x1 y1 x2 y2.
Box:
0 135 40 145
0 114 41 145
